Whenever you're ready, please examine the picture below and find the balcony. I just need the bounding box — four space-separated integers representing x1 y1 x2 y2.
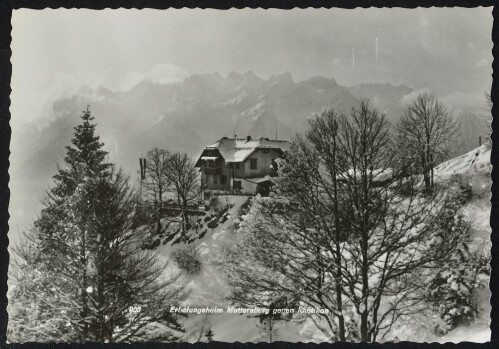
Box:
203 167 221 175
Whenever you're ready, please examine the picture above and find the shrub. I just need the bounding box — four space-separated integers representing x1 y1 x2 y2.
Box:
426 253 479 334
426 184 486 334
425 193 483 334
448 173 473 204
209 196 223 211
238 197 252 216
171 245 202 274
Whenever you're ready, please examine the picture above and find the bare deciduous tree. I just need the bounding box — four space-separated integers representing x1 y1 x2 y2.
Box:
164 152 204 236
338 100 463 342
143 148 171 234
396 92 458 191
219 101 466 342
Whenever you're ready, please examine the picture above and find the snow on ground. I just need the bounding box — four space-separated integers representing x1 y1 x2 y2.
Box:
156 195 319 342
434 143 491 182
437 323 490 343
156 196 276 342
156 145 493 342
434 144 492 342
435 144 492 242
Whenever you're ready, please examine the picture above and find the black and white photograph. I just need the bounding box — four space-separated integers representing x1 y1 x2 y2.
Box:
6 7 493 343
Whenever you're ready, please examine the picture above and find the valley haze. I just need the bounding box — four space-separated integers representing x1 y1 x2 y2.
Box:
9 71 491 244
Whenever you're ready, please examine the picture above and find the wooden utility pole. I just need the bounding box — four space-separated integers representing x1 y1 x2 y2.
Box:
139 157 146 201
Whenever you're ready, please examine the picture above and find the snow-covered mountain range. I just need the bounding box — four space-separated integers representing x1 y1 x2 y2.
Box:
9 72 489 241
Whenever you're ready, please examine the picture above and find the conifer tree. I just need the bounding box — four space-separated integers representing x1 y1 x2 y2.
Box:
9 107 186 342
204 328 214 342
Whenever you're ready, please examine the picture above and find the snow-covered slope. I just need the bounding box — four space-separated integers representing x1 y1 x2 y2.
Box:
156 196 273 342
434 143 491 182
435 144 492 242
156 195 316 343
159 146 492 343
366 146 492 343
432 145 491 343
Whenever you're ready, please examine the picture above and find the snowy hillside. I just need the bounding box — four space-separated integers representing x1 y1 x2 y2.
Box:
389 145 492 343
435 143 492 242
436 145 491 343
154 146 492 343
154 196 317 342
434 143 491 181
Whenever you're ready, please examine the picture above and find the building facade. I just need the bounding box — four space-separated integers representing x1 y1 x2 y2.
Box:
194 136 291 197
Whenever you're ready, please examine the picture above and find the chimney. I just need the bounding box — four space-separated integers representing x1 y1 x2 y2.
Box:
246 135 251 141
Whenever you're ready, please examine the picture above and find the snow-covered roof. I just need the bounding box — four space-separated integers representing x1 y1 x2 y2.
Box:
203 137 291 163
343 168 394 182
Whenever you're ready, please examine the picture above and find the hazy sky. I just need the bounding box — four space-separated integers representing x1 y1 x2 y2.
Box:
7 7 493 246
11 7 492 128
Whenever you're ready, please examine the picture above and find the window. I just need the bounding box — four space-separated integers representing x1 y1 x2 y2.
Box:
221 175 227 185
234 180 242 190
262 148 269 154
250 158 257 170
235 163 240 170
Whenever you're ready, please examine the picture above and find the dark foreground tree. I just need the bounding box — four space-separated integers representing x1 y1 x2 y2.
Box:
396 92 458 191
219 101 466 342
9 107 186 342
204 328 215 342
337 100 463 342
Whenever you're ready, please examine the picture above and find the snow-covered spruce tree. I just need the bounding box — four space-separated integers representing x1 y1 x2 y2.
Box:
9 107 186 342
8 228 79 342
81 167 186 342
424 188 484 335
9 106 112 342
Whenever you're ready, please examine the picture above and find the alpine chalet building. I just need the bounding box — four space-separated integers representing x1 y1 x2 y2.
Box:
195 136 291 197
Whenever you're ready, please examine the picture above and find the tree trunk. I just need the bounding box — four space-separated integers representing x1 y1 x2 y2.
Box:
331 141 346 342
80 226 89 341
360 238 370 342
335 249 345 341
425 138 432 191
360 171 370 342
430 153 434 189
97 244 105 342
268 318 273 343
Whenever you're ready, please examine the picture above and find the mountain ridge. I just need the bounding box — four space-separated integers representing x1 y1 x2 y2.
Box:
9 72 489 241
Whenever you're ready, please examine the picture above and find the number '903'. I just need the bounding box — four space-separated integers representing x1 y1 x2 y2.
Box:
128 306 141 313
